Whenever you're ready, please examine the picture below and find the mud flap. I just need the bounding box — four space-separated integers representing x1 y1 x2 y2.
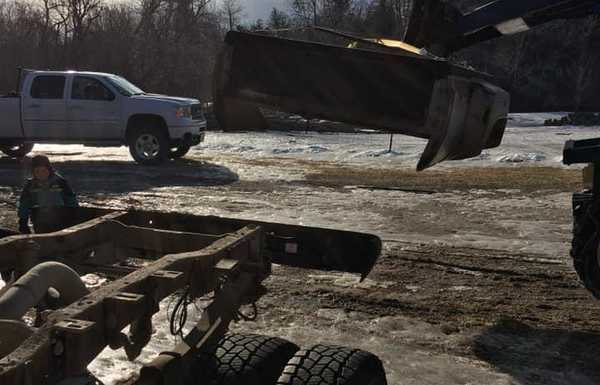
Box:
263 226 382 280
417 76 510 170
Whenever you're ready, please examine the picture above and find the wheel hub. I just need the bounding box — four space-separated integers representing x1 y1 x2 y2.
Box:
135 134 160 159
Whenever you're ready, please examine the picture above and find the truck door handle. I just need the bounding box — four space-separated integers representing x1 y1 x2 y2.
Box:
28 104 40 108
69 106 83 110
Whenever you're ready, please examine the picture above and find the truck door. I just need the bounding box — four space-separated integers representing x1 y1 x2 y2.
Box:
22 75 68 139
67 76 121 140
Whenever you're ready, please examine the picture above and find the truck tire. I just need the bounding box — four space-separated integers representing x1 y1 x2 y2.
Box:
128 125 169 165
169 144 191 159
571 197 600 298
191 333 299 385
277 345 387 385
0 143 34 158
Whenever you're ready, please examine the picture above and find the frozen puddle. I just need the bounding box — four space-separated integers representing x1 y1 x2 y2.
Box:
307 272 395 289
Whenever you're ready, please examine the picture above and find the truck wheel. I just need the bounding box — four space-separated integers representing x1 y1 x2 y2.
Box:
128 126 169 165
169 144 191 159
191 333 299 385
277 345 387 385
0 143 34 158
571 198 600 298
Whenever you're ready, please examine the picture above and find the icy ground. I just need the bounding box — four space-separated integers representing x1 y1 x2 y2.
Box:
189 113 577 171
30 113 585 174
1 114 600 385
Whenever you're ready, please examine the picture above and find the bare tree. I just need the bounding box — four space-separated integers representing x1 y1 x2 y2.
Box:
41 0 103 66
268 7 291 29
54 0 103 42
290 0 320 26
221 0 242 30
321 0 352 27
390 0 411 36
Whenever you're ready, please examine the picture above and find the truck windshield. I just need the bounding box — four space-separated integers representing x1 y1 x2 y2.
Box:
103 75 144 96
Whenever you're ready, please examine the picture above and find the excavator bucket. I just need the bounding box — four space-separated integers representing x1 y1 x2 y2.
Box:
213 30 510 170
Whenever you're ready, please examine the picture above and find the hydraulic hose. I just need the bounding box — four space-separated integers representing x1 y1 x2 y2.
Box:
0 262 89 320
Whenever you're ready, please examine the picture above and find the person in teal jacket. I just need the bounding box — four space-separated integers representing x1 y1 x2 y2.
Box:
18 155 78 234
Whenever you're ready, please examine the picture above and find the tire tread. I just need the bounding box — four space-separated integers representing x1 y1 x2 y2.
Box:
194 333 298 385
571 197 600 298
277 344 387 385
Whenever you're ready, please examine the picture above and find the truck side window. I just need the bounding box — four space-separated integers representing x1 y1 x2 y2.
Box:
72 77 115 101
30 76 66 99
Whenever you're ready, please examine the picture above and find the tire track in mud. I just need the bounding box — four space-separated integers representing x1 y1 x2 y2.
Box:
266 241 600 332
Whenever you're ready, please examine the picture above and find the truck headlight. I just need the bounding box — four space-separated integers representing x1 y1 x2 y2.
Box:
175 106 192 119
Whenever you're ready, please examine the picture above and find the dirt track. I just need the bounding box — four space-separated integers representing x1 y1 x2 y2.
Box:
245 239 600 384
1 146 599 385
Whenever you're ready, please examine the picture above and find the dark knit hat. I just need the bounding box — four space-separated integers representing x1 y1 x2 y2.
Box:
31 155 53 172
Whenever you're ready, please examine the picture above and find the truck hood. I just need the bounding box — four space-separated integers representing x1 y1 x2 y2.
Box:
131 93 199 106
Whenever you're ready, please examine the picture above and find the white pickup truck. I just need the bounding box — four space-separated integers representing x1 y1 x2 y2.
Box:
0 70 207 164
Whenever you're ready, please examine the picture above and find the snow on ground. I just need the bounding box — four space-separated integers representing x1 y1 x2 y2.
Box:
34 113 596 177
8 114 600 384
186 114 592 172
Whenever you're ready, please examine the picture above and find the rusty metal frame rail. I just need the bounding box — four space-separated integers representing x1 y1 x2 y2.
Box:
135 271 257 385
0 214 225 276
0 225 264 385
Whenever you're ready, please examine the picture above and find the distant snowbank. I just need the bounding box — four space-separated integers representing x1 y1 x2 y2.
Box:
508 113 567 127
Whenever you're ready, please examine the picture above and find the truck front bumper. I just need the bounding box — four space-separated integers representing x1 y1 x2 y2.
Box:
169 120 207 147
182 132 204 146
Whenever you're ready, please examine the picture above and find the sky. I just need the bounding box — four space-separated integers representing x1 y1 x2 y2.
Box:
236 0 289 22
23 0 288 25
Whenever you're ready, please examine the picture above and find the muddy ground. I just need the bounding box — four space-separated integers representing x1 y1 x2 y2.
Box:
0 144 599 385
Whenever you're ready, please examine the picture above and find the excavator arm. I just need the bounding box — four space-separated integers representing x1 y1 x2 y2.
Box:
406 0 600 56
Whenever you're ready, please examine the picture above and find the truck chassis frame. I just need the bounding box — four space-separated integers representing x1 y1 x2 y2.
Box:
0 208 382 385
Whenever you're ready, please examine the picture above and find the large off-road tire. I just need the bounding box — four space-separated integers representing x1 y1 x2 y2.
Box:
128 124 169 165
169 144 191 159
277 345 387 385
0 143 34 157
571 197 600 298
191 333 299 385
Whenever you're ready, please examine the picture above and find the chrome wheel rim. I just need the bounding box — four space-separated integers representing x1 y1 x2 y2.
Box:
135 134 160 160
